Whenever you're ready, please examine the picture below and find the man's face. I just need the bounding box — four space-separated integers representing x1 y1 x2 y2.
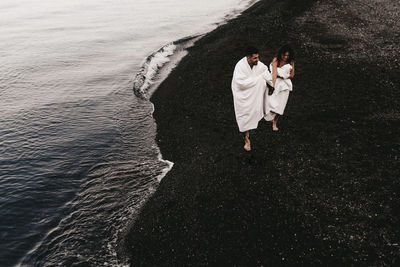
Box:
247 53 259 66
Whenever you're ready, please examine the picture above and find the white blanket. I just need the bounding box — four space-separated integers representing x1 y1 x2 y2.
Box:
231 57 273 132
265 63 293 119
274 63 293 92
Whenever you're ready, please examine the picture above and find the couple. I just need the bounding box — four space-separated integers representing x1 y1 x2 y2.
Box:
231 45 295 151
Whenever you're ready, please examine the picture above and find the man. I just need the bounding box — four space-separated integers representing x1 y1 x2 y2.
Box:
231 46 273 151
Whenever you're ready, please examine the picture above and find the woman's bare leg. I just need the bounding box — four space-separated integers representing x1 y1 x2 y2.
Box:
244 131 251 151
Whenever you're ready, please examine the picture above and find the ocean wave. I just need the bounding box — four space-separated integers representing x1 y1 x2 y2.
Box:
133 36 199 99
156 154 174 182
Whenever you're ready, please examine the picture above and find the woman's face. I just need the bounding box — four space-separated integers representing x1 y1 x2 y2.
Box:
281 51 290 62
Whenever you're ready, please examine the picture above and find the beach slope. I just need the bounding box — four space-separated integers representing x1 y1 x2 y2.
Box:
125 0 400 265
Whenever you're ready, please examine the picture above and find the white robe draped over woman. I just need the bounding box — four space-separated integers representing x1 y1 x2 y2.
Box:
264 63 293 120
231 57 273 132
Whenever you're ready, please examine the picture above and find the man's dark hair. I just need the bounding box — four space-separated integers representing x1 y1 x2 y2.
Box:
246 46 259 57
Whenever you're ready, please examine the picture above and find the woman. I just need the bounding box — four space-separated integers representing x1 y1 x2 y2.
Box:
265 45 295 131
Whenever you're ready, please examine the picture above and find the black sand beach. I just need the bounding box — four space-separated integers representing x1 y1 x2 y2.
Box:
124 0 399 265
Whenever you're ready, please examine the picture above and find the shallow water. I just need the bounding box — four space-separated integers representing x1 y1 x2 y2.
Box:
0 0 256 265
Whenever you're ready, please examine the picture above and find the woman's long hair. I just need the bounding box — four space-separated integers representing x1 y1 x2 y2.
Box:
276 44 295 65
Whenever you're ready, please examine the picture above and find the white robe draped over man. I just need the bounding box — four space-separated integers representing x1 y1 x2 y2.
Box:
231 46 273 151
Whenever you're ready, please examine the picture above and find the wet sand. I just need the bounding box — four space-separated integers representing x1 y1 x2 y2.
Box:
124 0 400 265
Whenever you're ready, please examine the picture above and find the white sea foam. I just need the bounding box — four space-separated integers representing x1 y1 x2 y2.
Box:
157 154 174 182
133 43 177 98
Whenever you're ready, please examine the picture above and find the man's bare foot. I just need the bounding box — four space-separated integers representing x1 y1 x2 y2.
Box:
244 142 251 151
272 125 279 131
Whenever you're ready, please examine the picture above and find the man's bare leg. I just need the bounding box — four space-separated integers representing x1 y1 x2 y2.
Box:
244 131 251 151
272 115 279 131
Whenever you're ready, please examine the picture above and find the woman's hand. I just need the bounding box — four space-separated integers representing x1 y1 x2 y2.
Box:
289 61 295 78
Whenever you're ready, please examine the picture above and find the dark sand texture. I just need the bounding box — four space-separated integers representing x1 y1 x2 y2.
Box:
124 0 400 265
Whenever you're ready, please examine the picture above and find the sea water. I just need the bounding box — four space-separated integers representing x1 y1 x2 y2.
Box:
0 0 257 265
